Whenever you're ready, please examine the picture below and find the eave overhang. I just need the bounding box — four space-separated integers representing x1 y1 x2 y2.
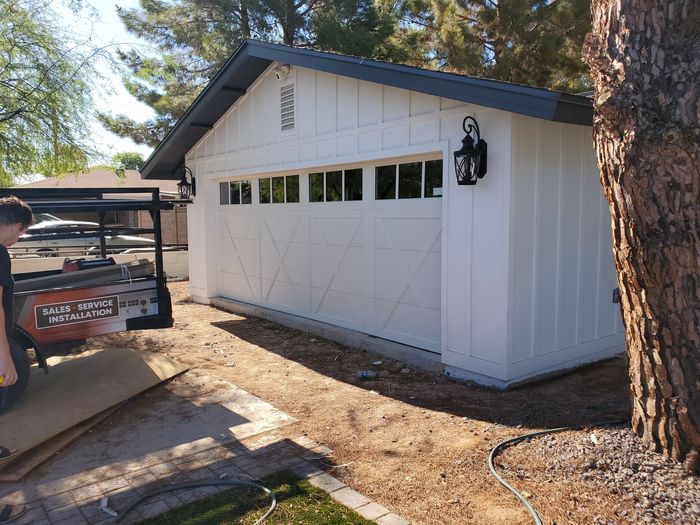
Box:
141 40 592 180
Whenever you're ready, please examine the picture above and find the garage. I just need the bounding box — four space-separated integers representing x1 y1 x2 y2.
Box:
216 157 443 352
141 40 624 387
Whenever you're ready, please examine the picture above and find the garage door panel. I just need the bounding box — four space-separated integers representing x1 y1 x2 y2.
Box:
331 246 366 295
217 160 442 353
218 246 245 275
279 242 311 286
374 249 440 308
233 239 261 278
312 287 367 328
262 277 309 310
220 214 256 240
308 245 366 296
309 244 335 289
261 216 301 243
220 271 258 302
408 251 442 309
375 299 441 349
260 240 290 280
311 216 363 247
217 235 259 281
375 217 441 252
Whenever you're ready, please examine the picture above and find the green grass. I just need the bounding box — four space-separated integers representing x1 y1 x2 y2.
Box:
138 471 376 525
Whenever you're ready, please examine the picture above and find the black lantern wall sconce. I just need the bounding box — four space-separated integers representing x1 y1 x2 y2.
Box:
177 166 196 199
453 116 487 185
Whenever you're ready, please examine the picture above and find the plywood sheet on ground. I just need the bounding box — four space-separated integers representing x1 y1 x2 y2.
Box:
0 348 187 469
0 403 123 481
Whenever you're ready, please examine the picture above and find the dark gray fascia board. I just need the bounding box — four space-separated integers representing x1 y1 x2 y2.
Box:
245 41 592 124
142 40 592 179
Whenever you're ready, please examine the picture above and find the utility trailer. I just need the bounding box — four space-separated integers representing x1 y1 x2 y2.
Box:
0 188 178 414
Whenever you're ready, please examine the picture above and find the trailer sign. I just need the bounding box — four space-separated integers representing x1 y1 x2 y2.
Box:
35 296 120 329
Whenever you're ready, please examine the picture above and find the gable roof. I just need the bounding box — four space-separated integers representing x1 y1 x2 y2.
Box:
141 40 593 180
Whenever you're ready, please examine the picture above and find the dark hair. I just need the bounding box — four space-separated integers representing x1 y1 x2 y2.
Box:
0 196 33 228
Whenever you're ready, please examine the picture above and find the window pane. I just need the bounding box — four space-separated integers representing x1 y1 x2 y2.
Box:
272 176 285 203
398 162 422 199
424 160 443 198
375 165 396 200
219 182 230 205
309 172 324 202
241 180 252 204
229 181 241 204
259 178 271 203
344 169 362 201
326 171 342 201
286 175 299 203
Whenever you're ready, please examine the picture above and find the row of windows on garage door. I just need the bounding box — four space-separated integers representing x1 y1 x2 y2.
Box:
218 158 443 206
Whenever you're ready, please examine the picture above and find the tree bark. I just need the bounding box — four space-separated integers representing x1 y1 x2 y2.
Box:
583 1 700 472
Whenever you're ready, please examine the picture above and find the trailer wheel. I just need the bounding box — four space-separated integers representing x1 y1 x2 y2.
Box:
0 340 30 415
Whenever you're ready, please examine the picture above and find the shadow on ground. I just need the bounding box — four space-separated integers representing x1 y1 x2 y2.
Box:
211 317 630 431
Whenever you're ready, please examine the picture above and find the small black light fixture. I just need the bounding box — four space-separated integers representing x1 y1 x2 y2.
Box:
177 166 196 199
453 116 488 185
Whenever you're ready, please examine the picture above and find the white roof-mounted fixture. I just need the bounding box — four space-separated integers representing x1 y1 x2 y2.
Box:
273 63 290 81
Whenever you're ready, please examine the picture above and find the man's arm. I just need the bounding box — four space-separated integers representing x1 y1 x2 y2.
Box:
0 285 17 386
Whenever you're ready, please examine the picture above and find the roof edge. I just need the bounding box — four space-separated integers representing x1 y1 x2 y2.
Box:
141 40 592 180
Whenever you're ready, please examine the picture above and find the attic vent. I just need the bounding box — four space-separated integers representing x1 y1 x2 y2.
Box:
280 83 295 131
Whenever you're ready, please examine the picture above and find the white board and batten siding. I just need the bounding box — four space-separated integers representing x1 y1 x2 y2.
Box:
502 116 625 383
186 62 624 386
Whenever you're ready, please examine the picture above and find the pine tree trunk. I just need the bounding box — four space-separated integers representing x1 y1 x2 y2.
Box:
583 1 700 472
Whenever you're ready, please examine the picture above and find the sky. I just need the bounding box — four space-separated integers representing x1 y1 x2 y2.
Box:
61 0 157 163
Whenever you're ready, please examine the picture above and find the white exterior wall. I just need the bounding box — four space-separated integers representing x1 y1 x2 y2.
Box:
505 116 624 383
184 63 621 385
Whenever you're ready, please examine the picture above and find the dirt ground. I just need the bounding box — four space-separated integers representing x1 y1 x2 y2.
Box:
90 281 636 525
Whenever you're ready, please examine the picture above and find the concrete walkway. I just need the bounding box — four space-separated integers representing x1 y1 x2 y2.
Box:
0 373 410 524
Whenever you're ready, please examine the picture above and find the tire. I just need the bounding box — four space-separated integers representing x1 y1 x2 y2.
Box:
0 340 30 415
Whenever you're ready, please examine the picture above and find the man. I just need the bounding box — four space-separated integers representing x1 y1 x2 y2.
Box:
0 196 32 524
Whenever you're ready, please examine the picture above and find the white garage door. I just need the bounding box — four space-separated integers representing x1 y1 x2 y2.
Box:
217 157 443 352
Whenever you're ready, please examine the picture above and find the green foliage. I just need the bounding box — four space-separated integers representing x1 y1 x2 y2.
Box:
99 0 272 147
112 151 145 170
104 0 592 147
311 0 398 58
416 0 592 91
140 471 375 524
100 0 410 146
0 0 101 185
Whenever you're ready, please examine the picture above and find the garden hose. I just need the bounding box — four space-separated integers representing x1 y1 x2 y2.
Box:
114 478 277 524
487 420 626 525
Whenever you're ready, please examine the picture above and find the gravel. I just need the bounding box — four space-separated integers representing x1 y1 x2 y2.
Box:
501 423 700 525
